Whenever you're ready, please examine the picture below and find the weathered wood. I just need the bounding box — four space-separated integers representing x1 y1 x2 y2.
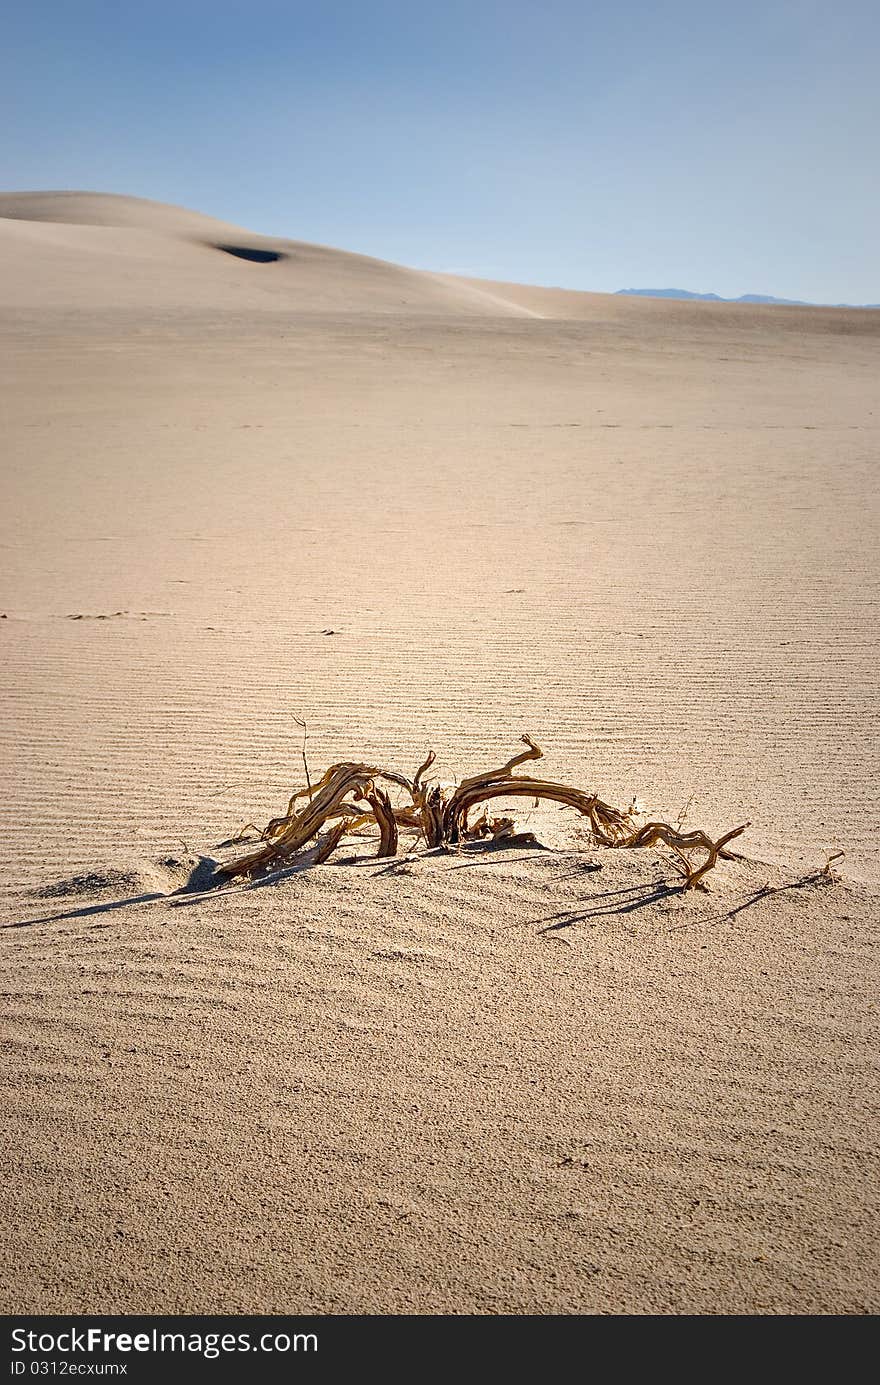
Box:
217 735 747 890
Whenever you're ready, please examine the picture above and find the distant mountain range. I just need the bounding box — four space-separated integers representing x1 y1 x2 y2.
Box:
616 288 879 309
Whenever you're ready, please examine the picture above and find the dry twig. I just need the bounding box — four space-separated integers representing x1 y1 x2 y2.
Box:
216 736 747 890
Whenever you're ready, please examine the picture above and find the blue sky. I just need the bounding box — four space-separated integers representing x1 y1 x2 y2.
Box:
2 1 877 301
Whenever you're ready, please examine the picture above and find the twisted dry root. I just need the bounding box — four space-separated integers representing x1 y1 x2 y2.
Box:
365 786 399 858
217 736 747 889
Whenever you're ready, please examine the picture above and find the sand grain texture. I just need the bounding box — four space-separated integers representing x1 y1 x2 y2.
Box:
1 194 878 1314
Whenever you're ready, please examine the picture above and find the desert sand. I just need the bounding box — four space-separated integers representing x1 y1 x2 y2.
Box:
1 192 878 1314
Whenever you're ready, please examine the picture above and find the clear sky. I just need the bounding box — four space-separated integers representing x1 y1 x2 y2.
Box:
2 1 877 302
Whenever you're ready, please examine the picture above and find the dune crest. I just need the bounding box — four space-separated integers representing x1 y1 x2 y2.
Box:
0 189 536 316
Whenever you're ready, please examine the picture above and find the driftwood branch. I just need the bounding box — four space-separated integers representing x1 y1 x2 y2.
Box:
216 736 747 890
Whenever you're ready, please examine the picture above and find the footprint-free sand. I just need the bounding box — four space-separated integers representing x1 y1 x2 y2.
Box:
1 193 878 1313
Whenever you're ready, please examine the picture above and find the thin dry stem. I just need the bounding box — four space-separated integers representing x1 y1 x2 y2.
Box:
294 716 312 797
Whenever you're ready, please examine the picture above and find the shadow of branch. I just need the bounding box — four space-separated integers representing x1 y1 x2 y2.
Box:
536 879 678 932
2 892 167 930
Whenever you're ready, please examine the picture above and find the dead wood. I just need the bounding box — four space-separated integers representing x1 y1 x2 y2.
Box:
365 786 399 857
216 735 748 890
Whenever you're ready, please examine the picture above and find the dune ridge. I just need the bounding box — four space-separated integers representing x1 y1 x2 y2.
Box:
0 190 537 317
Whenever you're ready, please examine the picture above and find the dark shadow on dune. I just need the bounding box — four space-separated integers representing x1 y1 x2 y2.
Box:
664 866 838 932
3 892 167 929
169 856 222 894
536 879 678 932
4 856 221 929
448 852 547 869
214 243 285 264
442 835 553 867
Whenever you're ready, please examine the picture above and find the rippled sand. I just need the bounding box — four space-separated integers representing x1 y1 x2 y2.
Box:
1 193 878 1313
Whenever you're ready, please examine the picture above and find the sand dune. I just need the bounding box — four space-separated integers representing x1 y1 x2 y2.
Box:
0 191 533 316
1 193 878 1314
